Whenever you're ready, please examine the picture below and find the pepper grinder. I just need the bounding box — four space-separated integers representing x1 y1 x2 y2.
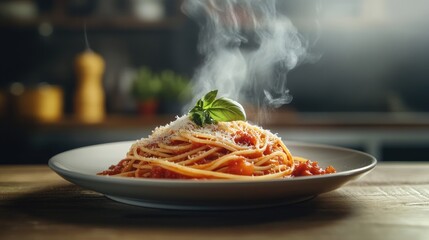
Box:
74 50 105 123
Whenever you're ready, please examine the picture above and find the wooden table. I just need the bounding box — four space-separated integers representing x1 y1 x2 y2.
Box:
1 163 428 240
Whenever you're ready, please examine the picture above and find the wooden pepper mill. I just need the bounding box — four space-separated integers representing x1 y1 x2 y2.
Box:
74 50 105 123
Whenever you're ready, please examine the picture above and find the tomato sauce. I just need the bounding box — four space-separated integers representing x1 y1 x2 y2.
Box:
263 145 273 155
150 166 190 179
98 159 129 175
98 157 336 179
292 160 336 177
234 131 257 146
225 159 254 176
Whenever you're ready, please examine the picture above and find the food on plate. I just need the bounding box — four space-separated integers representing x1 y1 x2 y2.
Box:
98 90 335 179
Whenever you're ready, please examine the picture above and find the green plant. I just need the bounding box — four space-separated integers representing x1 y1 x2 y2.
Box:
131 67 162 101
159 70 191 103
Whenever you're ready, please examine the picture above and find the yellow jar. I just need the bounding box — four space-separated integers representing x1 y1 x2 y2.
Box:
17 85 63 122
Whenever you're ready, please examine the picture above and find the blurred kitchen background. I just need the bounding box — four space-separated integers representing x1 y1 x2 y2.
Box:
1 0 428 164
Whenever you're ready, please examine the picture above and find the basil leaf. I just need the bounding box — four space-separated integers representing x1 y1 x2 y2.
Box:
189 90 246 126
196 99 204 109
207 97 246 122
202 90 218 108
191 111 204 126
190 105 201 114
204 111 215 124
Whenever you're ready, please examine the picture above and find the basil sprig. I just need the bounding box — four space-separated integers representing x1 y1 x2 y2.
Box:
189 90 246 126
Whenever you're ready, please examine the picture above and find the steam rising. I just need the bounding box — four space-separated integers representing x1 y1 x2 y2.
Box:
84 22 91 51
182 0 312 119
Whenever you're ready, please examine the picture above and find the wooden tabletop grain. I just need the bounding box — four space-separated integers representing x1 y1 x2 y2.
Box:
1 163 428 240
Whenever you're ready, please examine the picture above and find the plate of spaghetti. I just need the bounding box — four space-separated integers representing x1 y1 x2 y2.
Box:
49 91 376 210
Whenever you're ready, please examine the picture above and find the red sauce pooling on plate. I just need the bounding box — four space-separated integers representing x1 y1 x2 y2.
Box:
292 160 336 177
98 159 129 176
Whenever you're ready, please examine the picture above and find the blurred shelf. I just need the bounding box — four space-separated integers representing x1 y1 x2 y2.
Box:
0 16 186 31
0 0 185 31
1 112 429 163
4 112 429 131
262 111 429 129
3 114 175 131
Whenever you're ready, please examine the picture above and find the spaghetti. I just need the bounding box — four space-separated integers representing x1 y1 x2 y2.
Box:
98 116 336 179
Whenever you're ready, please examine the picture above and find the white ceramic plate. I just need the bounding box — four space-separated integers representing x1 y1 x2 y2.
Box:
49 141 376 210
